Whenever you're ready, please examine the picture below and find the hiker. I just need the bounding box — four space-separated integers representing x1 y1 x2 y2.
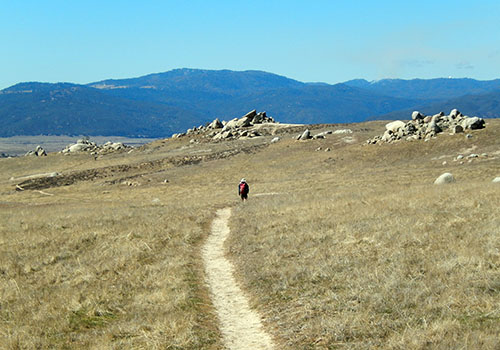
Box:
238 178 249 201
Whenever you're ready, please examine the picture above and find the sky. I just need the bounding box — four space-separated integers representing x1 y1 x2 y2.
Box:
1 0 500 89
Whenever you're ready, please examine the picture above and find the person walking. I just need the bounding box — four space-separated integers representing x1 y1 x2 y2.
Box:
238 178 249 201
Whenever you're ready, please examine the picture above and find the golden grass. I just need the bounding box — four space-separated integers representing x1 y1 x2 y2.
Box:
227 120 500 349
0 171 225 349
0 119 499 349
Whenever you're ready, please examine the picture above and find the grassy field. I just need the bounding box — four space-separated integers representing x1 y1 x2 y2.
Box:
0 120 499 349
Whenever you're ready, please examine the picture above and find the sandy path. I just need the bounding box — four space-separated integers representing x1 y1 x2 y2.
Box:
202 208 275 350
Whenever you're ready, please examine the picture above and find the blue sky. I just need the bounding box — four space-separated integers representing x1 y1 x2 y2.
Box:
1 0 499 89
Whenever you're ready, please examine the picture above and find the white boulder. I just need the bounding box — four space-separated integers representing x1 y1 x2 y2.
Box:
434 172 455 185
385 120 406 133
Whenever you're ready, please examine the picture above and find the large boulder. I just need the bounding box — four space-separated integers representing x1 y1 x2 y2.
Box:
241 110 257 120
25 145 47 157
434 172 455 185
451 125 464 134
332 129 352 134
298 129 311 140
235 117 252 128
427 121 441 134
221 118 239 132
208 118 223 129
411 111 425 120
462 116 485 130
385 120 406 133
68 143 91 152
449 109 460 118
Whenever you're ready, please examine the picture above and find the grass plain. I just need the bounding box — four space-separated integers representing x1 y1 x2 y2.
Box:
0 119 499 349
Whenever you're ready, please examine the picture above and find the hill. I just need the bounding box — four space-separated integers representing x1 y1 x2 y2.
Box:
371 89 500 121
0 82 200 137
1 119 498 349
344 77 500 101
89 68 425 124
1 70 500 137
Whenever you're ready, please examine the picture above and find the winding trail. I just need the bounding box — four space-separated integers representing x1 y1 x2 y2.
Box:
202 208 275 350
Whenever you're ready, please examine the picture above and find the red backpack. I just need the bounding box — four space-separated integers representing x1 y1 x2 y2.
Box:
239 182 248 195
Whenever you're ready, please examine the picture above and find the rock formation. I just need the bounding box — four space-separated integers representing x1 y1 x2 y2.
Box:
367 109 486 144
25 145 47 157
172 110 276 141
61 139 131 155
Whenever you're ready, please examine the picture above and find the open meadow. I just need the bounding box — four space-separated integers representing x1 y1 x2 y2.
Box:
0 119 499 349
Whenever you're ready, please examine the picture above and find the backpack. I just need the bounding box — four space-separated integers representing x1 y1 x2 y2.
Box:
239 182 248 195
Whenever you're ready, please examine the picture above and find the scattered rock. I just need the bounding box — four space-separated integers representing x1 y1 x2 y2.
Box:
493 177 500 183
270 137 280 144
434 172 455 185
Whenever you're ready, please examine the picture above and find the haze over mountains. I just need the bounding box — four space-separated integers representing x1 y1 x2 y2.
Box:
1 69 499 137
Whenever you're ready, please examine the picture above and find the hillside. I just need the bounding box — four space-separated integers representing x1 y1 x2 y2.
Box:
0 82 200 137
2 70 500 137
372 89 500 121
0 118 498 349
345 77 500 101
90 69 425 124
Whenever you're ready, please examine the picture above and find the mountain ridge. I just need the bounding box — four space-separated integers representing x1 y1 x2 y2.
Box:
1 69 499 137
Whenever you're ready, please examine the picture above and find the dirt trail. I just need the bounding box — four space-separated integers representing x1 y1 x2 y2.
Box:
202 208 275 350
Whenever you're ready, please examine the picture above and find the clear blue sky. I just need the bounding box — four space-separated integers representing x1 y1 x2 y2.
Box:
1 0 499 89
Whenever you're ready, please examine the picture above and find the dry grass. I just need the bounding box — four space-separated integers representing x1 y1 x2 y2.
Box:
0 158 230 349
0 119 499 349
228 119 500 349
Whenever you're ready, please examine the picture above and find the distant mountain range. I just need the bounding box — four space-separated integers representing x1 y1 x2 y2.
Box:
1 69 499 137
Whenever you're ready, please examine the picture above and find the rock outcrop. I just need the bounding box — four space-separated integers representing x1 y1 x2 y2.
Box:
61 139 131 155
25 145 47 157
172 110 276 141
296 128 353 141
367 109 486 144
